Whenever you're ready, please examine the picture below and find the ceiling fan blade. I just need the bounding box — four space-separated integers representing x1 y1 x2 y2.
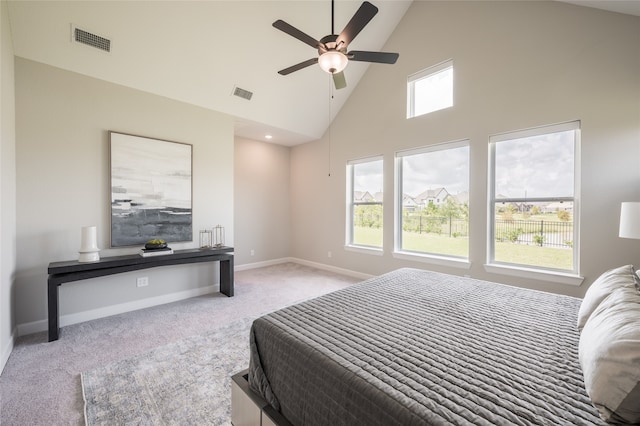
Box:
273 20 322 49
278 58 319 75
336 1 378 48
348 50 399 64
333 71 347 90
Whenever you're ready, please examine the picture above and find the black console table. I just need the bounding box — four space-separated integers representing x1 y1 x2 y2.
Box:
47 247 234 342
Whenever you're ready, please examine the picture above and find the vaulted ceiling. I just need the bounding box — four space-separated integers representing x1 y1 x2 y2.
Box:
7 0 412 146
6 1 639 146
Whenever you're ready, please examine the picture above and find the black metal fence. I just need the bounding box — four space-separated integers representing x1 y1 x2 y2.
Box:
359 212 573 249
402 216 469 238
495 219 573 248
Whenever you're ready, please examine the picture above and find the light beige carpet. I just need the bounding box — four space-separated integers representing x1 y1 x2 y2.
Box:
0 263 359 426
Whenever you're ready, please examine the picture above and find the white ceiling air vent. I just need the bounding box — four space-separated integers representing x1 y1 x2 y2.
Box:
71 25 111 53
232 86 253 101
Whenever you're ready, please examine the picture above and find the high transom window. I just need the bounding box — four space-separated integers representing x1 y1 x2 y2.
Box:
407 60 453 118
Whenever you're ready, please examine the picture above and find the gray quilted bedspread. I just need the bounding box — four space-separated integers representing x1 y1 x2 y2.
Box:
248 268 603 425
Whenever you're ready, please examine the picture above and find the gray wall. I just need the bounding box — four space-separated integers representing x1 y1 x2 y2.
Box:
1 0 17 371
14 59 234 334
5 1 640 346
234 138 290 266
290 1 640 297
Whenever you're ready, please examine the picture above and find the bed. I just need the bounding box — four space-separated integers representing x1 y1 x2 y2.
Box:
233 267 640 425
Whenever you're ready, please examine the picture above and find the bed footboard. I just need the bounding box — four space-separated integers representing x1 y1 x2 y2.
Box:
231 370 292 426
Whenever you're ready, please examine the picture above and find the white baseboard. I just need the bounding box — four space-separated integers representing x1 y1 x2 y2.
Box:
236 257 373 281
15 258 371 338
16 285 217 337
234 257 293 271
287 257 373 280
1 328 15 374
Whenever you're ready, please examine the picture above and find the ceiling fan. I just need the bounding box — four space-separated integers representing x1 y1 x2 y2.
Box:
273 0 399 90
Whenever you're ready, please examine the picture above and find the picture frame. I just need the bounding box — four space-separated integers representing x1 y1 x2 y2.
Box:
109 131 193 247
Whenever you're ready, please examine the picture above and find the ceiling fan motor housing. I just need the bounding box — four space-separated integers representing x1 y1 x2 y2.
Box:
318 34 346 54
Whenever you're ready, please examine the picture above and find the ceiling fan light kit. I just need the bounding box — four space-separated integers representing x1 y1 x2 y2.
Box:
319 51 348 74
273 0 399 89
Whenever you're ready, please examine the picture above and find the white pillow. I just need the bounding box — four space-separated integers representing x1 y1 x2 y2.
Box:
576 265 637 332
579 286 640 423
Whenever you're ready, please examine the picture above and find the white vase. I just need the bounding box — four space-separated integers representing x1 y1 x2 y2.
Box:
78 226 100 262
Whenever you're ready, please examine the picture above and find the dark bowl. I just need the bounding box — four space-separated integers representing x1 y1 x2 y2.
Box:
144 242 168 250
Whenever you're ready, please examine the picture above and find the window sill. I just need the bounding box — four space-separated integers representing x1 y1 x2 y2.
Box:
345 245 384 256
393 251 471 269
483 263 584 286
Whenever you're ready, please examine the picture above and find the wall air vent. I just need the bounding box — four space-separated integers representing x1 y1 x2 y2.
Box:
232 86 253 101
71 25 111 53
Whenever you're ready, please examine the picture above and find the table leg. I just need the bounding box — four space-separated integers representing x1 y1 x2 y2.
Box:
48 277 59 341
220 255 234 297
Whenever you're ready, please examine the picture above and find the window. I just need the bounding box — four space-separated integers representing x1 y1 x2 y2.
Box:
346 157 383 249
488 121 580 274
407 60 453 118
396 141 469 259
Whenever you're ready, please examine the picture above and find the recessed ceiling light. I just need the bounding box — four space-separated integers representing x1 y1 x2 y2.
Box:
265 135 273 140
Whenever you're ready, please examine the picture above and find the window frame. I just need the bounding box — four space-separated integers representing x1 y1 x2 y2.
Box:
394 140 471 268
487 121 582 280
346 156 384 253
407 59 454 119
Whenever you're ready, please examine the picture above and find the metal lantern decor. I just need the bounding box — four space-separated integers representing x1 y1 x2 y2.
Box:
199 229 213 249
213 225 225 247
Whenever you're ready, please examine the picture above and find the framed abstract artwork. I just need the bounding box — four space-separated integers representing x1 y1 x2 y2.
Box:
109 131 193 247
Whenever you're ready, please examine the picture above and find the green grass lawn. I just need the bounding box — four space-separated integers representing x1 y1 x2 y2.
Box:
354 227 573 269
494 243 573 270
353 226 383 247
402 232 468 258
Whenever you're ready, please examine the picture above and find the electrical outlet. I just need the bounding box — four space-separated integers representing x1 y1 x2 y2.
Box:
328 251 332 258
136 277 149 287
250 249 255 256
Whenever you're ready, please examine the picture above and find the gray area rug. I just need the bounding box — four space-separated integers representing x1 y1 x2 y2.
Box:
81 317 253 425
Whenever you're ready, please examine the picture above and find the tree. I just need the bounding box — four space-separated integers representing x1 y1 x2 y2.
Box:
502 210 514 222
460 202 469 220
355 204 383 228
424 200 439 216
439 197 461 218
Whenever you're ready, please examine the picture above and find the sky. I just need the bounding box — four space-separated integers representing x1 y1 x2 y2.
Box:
353 159 384 194
352 129 575 199
402 145 469 196
352 146 470 196
494 130 574 199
